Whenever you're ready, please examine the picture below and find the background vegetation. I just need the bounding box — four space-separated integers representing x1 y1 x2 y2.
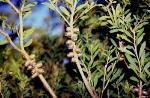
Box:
0 0 150 98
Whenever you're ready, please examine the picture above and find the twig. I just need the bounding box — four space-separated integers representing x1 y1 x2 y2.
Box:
130 28 143 98
38 75 57 98
6 0 19 13
0 29 22 53
76 61 99 98
19 8 24 50
48 0 70 26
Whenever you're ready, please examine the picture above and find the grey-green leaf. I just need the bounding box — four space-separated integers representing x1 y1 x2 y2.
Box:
24 39 33 47
76 2 88 13
136 33 145 45
60 6 70 17
130 76 138 82
23 28 35 39
110 39 117 47
141 50 145 66
139 41 146 58
143 61 150 76
125 53 136 65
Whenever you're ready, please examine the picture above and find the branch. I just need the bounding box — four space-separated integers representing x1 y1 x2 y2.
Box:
19 10 24 50
48 0 70 26
1 1 57 98
6 0 19 13
38 75 57 98
0 29 21 52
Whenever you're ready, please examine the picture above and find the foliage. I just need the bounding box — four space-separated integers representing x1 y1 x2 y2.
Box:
0 0 150 98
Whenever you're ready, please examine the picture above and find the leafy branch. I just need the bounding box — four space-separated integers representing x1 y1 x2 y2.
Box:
0 0 57 98
104 2 150 97
48 0 99 97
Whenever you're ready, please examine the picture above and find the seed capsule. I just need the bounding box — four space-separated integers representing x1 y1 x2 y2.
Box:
68 44 75 49
30 59 36 66
67 52 74 57
65 31 72 37
66 27 72 32
71 34 78 41
66 40 74 45
32 69 36 74
73 27 79 32
74 48 81 53
25 61 30 67
31 73 38 78
71 57 76 62
27 65 33 70
77 53 82 57
36 62 42 68
67 41 76 49
38 69 44 73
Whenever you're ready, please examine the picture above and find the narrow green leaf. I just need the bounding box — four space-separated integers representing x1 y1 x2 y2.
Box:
137 28 144 38
120 35 132 43
109 57 117 63
110 29 119 33
124 48 135 56
125 13 131 22
107 20 113 25
60 6 70 17
23 28 35 39
92 71 101 87
139 41 146 58
107 65 112 72
140 72 147 82
93 50 99 60
111 69 122 81
143 61 150 76
116 4 122 16
92 41 100 53
43 2 55 10
76 2 88 12
130 76 138 82
23 11 31 18
24 39 33 47
101 22 108 26
119 18 125 25
110 39 117 47
80 15 89 20
119 29 132 38
24 2 37 9
112 6 117 22
136 33 145 45
129 64 138 75
134 22 149 31
140 50 145 66
125 53 136 65
126 45 134 50
99 16 110 21
117 74 124 83
83 53 90 61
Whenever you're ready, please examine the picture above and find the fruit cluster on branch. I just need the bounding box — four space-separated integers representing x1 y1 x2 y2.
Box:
65 27 81 62
25 55 44 78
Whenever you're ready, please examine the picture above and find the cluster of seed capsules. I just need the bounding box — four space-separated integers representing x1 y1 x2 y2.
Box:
65 27 82 62
25 55 44 78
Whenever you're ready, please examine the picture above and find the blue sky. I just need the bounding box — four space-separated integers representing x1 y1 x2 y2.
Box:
0 0 64 39
0 0 105 41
